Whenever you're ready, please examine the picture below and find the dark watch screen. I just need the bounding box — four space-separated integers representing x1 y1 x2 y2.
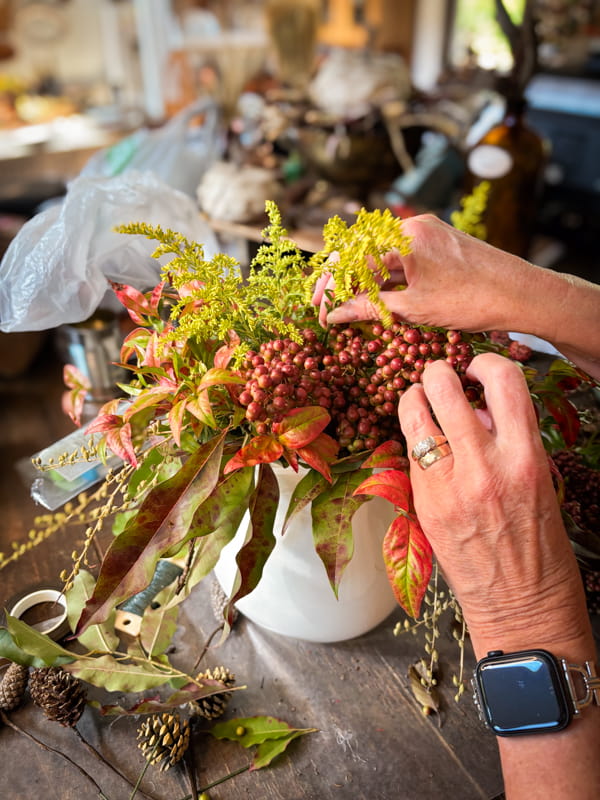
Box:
477 651 571 735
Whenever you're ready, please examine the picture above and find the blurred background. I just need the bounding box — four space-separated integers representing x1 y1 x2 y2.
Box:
1 0 599 282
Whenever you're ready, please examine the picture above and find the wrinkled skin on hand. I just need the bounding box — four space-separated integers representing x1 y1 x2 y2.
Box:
398 354 591 657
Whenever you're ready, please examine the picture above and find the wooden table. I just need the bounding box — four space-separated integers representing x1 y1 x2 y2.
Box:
0 340 510 800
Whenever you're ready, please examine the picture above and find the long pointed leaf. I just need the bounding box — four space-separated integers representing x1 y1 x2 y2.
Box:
230 463 279 606
311 470 368 597
76 433 226 634
382 513 432 618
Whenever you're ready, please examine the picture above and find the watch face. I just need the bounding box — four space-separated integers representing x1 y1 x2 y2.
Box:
476 650 571 736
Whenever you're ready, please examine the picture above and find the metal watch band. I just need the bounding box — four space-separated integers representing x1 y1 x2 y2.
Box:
560 660 600 716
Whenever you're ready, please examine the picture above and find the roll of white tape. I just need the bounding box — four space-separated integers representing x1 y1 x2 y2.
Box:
8 587 70 641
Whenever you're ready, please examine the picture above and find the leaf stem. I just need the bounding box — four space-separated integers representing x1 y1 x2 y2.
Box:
0 710 110 799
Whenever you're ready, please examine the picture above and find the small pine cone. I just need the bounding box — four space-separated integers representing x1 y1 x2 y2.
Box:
192 666 236 720
210 578 238 625
29 667 86 727
0 663 29 711
137 712 190 771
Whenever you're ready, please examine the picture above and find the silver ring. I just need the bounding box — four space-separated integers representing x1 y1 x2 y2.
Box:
417 443 453 470
411 434 448 461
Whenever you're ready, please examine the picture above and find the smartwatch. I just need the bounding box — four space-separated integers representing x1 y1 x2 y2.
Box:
472 649 600 737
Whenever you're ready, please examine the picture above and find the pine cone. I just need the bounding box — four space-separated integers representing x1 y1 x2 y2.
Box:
137 712 190 771
0 663 29 711
191 666 236 720
29 667 86 727
210 578 238 625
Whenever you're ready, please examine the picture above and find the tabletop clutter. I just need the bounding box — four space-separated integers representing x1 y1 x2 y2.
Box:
0 36 599 800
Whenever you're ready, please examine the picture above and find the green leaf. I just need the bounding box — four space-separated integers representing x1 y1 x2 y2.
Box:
75 433 226 635
210 716 317 765
66 570 119 652
311 470 368 597
64 653 178 692
139 586 179 657
163 467 255 607
282 469 328 534
0 628 73 668
5 614 75 666
382 513 432 618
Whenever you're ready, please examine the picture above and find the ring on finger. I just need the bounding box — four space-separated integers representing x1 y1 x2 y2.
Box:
417 443 453 470
411 434 448 461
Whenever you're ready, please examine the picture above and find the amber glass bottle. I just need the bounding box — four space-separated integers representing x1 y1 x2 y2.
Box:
464 96 548 258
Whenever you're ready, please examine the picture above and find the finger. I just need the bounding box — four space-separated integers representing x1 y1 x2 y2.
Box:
398 384 454 473
465 353 540 442
326 293 384 324
311 271 331 307
420 360 489 456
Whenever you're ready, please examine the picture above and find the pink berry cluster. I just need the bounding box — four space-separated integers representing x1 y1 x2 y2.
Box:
236 319 481 454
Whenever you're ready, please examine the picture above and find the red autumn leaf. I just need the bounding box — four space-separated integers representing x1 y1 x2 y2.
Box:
224 435 284 474
382 513 432 618
110 280 163 324
214 331 241 369
273 406 331 450
186 389 216 427
542 393 580 447
106 421 137 466
85 413 123 435
361 441 408 471
168 398 188 447
353 469 411 510
120 327 152 364
297 433 339 482
61 364 91 426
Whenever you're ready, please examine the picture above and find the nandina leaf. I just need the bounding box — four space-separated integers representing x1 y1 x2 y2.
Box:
297 433 339 481
274 406 331 449
382 513 432 618
120 326 152 363
106 420 138 467
123 384 176 421
282 469 329 535
230 463 278 606
85 413 122 435
199 367 246 389
168 398 187 447
541 393 580 447
353 469 411 510
311 470 368 597
186 388 216 427
224 435 284 473
110 280 162 324
163 467 255 605
62 363 91 426
361 441 408 470
214 331 241 368
75 434 225 634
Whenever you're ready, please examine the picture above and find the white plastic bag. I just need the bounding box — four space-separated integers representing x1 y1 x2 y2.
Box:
0 170 219 333
80 99 224 197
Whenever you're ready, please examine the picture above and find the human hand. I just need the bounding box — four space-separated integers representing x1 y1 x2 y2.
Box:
316 214 535 334
398 353 591 658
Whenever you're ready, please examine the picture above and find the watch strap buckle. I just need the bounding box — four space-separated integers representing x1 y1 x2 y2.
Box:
561 659 600 715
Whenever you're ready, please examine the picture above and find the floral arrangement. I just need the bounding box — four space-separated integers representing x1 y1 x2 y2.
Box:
0 199 598 790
